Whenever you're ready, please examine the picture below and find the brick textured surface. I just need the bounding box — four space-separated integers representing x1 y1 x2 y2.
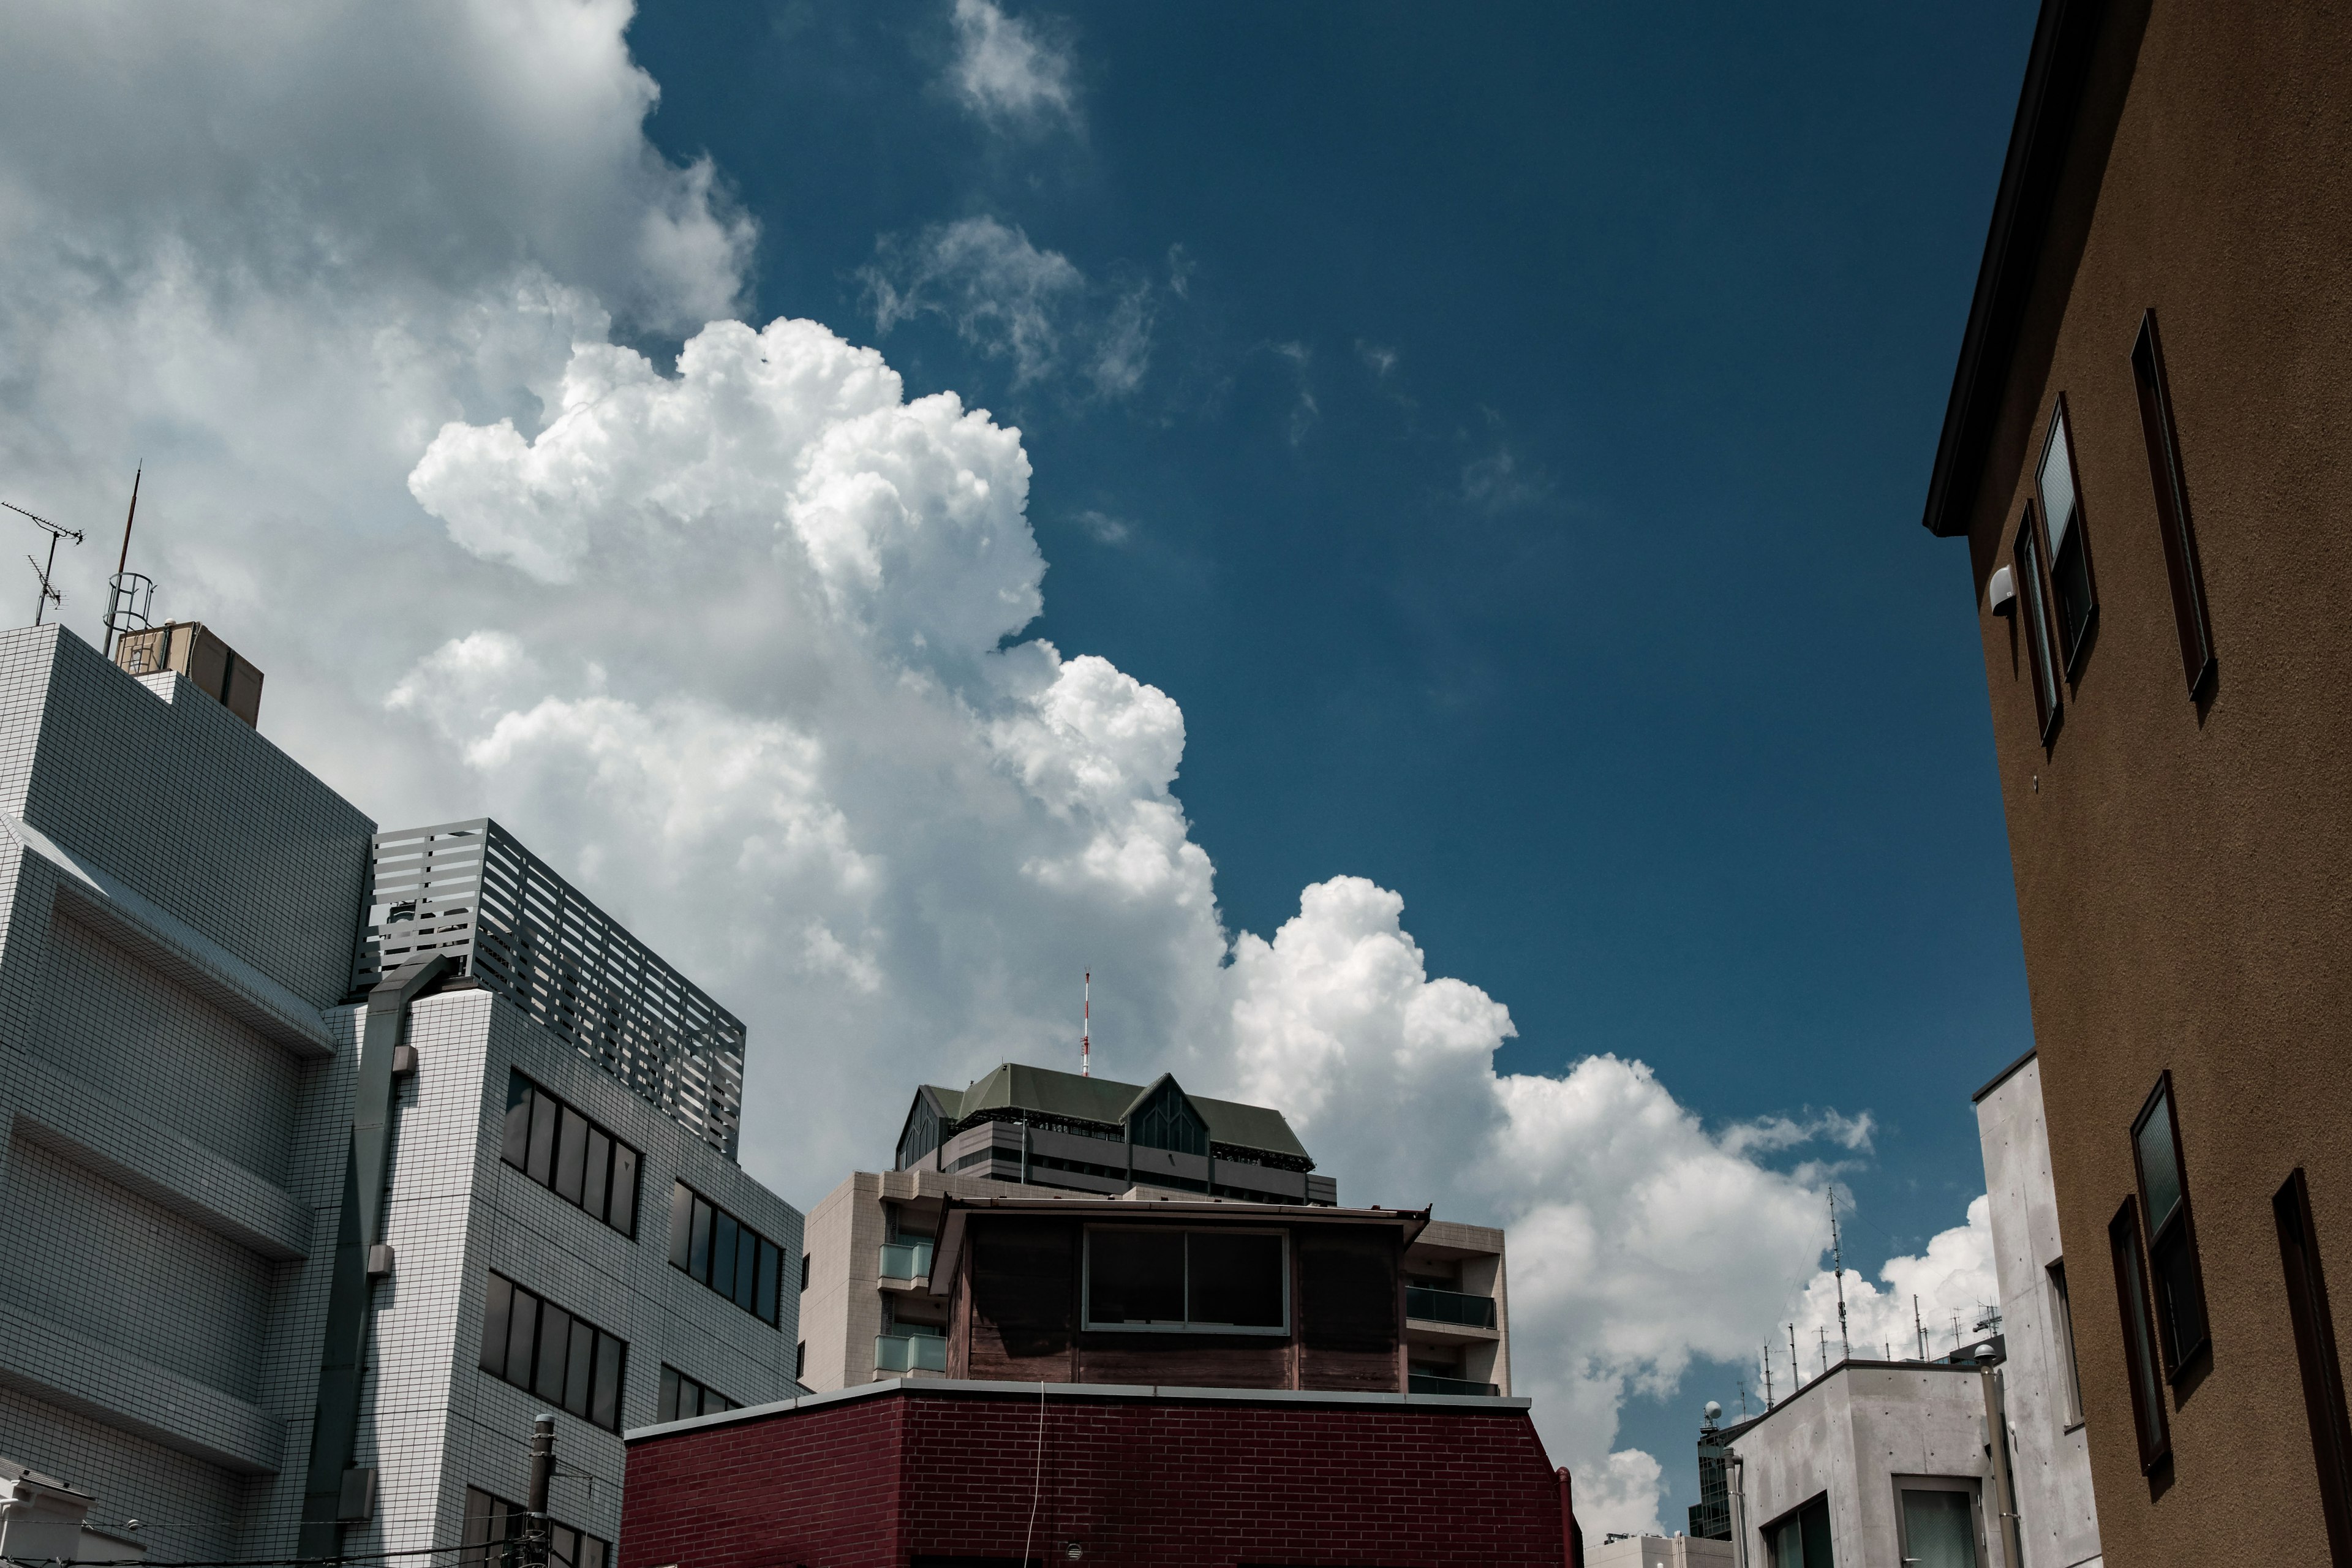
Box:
622 1389 1571 1568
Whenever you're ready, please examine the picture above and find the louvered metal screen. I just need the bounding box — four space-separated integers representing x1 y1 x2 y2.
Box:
356 818 745 1159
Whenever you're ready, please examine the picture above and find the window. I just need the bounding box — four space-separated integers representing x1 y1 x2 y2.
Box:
795 1341 807 1380
2130 311 2215 697
2274 1169 2352 1561
2035 397 2098 676
2046 1259 2085 1428
1082 1227 1287 1334
1763 1493 1833 1567
2109 1197 2171 1472
656 1363 737 1423
801 1251 812 1292
2015 506 2064 745
477 1272 628 1431
501 1073 640 1238
2131 1073 2210 1376
1894 1477 1984 1568
665 1182 784 1325
461 1487 607 1568
1128 1080 1209 1156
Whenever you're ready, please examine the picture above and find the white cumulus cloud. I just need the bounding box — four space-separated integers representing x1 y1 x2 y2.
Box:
948 0 1079 130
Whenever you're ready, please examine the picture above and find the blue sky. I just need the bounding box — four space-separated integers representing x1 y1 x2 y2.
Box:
625 0 2040 1507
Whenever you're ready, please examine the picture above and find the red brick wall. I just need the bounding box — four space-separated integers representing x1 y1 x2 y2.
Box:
622 1389 1570 1568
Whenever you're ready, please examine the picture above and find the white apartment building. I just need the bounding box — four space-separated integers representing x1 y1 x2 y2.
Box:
0 624 799 1565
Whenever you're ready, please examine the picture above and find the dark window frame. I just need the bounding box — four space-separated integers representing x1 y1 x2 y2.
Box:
1079 1225 1291 1336
665 1180 785 1326
501 1072 641 1239
2109 1196 2171 1473
2035 394 2100 680
2131 1071 2211 1380
656 1362 738 1423
2046 1259 2085 1430
476 1271 628 1432
2014 503 2064 747
2275 1168 2352 1560
462 1485 608 1568
1761 1491 1833 1568
2129 310 2216 698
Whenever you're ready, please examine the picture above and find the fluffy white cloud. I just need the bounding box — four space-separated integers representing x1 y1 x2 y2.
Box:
0 2 1956 1537
948 0 1079 130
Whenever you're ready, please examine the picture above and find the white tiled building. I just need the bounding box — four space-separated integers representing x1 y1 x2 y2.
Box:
0 624 799 1564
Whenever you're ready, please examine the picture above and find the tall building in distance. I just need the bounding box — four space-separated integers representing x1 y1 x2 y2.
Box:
1918 0 2352 1561
799 1063 1512 1398
0 624 799 1564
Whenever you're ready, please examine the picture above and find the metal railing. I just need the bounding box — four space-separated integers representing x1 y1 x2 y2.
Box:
875 1333 947 1373
1409 1373 1500 1397
1405 1286 1499 1329
878 1240 935 1281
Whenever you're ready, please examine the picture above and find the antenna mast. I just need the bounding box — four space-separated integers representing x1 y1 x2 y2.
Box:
1914 1294 1927 1360
4 502 84 627
1080 970 1091 1078
1788 1324 1800 1388
1830 1188 1851 1364
1761 1344 1774 1408
103 467 154 659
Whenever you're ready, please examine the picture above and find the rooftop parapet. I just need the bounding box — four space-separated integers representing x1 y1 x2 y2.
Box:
354 818 745 1158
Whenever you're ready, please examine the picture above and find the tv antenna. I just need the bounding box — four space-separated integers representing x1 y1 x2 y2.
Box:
102 467 155 658
1829 1188 1851 1364
4 500 84 627
1080 970 1091 1078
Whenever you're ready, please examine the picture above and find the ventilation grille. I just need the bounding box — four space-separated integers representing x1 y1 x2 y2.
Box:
355 818 744 1159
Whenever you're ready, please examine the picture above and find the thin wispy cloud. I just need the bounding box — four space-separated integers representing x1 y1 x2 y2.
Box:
948 0 1079 132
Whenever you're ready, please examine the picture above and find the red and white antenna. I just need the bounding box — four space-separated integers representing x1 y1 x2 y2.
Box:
1081 971 1091 1077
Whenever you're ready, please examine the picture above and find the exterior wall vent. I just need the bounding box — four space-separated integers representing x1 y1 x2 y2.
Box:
113 621 264 727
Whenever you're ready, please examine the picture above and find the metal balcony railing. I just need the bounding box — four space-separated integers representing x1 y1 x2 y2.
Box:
875 1333 947 1373
878 1240 934 1281
1404 1286 1499 1329
1409 1373 1501 1397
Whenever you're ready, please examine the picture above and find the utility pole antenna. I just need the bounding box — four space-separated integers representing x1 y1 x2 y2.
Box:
1830 1188 1852 1364
1081 970 1091 1078
4 502 84 628
1915 1294 1928 1360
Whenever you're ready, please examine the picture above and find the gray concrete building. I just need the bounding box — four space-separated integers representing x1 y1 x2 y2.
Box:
799 1063 1511 1397
0 624 798 1565
1974 1053 2101 1568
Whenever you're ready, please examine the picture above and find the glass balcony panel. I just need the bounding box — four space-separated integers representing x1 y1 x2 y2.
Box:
1408 1373 1501 1396
875 1333 949 1373
878 1240 935 1280
1404 1286 1498 1329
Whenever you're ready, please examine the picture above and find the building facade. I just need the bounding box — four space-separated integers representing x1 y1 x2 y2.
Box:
0 624 798 1562
1919 0 2352 1561
800 1065 1510 1396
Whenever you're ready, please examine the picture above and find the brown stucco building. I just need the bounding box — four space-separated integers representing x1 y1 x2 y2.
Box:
1921 0 2352 1562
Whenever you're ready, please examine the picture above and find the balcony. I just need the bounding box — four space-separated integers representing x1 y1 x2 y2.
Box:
1404 1286 1498 1330
875 1332 946 1373
878 1240 934 1281
1409 1373 1501 1398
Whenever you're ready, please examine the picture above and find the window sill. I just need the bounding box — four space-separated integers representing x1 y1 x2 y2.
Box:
2063 1420 2086 1435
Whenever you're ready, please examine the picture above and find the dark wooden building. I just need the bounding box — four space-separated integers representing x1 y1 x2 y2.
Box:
936 1195 1425 1392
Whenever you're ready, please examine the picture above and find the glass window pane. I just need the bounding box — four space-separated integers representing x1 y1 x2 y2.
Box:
526 1091 558 1185
582 1537 606 1568
2040 409 2078 552
565 1319 597 1417
712 1210 738 1297
534 1305 573 1401
462 1488 496 1568
2154 1230 2208 1367
658 1363 680 1423
480 1275 513 1376
554 1107 589 1204
504 1289 540 1390
591 1333 625 1430
683 1380 704 1419
756 1241 781 1324
735 1226 760 1310
1900 1488 1977 1568
2137 1091 2184 1231
551 1526 578 1568
609 1146 638 1235
1186 1232 1285 1328
502 1079 535 1170
582 1129 612 1223
690 1199 715 1282
1087 1229 1186 1325
667 1182 695 1269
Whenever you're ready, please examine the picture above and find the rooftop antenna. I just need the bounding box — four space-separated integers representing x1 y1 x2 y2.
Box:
4 501 84 627
1080 970 1091 1078
1914 1294 1928 1360
1818 1325 1829 1378
1736 1376 1748 1420
102 467 155 660
1788 1324 1800 1388
1829 1188 1852 1363
1761 1344 1774 1408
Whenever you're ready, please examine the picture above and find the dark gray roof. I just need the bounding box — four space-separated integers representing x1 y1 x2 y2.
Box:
938 1062 1312 1161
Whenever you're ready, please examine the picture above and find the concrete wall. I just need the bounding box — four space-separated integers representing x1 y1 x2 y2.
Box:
1728 1363 2009 1568
1977 1058 2101 1568
1950 2 2352 1563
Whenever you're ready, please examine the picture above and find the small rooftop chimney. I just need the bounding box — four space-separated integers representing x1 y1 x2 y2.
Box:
113 620 264 728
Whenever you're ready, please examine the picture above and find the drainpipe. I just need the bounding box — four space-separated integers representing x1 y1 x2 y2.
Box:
1977 1350 2026 1568
1725 1451 1747 1568
1556 1467 1583 1568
